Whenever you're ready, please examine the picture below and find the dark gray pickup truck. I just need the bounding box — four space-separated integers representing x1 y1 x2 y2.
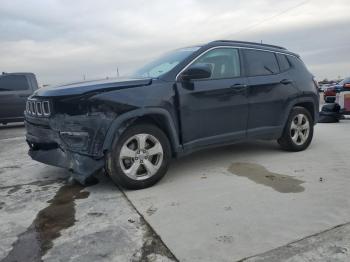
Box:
0 72 39 124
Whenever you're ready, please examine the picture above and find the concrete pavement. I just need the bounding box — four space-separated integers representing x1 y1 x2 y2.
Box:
0 120 350 261
0 127 175 262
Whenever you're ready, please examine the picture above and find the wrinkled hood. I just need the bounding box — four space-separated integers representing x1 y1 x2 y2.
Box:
34 77 152 97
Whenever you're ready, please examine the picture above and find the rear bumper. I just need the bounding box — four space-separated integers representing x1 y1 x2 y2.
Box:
25 121 105 183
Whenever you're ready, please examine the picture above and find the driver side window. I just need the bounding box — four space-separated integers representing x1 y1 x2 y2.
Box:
190 48 241 80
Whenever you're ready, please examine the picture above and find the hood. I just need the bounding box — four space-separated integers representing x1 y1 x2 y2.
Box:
34 77 152 97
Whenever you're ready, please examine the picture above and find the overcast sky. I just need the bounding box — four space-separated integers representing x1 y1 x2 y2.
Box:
0 0 349 85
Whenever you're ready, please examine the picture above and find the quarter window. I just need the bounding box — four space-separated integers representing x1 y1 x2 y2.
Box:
0 75 29 91
244 50 279 76
189 48 241 79
276 54 291 72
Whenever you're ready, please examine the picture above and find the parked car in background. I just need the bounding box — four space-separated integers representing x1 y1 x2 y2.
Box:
0 72 39 125
25 40 319 189
335 77 350 115
324 77 350 103
318 83 331 92
324 86 336 102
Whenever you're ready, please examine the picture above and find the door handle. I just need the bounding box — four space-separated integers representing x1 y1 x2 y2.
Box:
230 84 247 94
280 79 292 85
230 84 247 89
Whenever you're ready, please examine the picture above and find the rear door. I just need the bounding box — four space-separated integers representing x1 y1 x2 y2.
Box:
0 74 32 120
243 49 298 138
177 47 248 148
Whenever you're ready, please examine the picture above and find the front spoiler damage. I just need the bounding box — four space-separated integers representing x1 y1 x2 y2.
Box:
25 118 107 184
27 145 104 184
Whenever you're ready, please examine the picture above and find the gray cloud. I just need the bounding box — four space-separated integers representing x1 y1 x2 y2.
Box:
0 0 349 85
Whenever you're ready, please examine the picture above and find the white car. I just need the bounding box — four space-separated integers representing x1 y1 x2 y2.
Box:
335 77 350 114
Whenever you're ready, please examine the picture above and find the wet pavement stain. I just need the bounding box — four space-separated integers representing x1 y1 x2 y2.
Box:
228 162 305 193
1 182 93 262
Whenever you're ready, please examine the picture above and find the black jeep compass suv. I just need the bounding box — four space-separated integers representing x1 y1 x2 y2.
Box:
25 40 319 189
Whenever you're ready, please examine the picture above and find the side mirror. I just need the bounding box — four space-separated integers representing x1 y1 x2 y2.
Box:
180 64 211 81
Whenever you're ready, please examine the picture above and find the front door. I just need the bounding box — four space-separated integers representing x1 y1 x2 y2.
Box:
176 47 248 149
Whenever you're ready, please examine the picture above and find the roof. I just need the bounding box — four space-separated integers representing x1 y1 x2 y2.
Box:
208 40 298 57
1 72 35 76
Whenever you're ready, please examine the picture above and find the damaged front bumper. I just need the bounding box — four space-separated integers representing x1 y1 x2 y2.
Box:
25 114 111 184
27 142 104 184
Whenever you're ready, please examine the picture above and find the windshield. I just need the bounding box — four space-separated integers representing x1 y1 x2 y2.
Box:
131 46 200 78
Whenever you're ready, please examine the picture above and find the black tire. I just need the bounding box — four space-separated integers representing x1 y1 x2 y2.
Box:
106 123 171 190
325 96 336 103
318 114 339 123
278 107 314 151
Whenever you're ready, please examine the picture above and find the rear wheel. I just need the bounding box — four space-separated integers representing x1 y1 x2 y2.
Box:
107 123 171 189
278 107 313 151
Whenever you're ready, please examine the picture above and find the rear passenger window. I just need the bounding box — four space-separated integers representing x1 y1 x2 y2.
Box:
0 75 29 91
244 50 279 76
288 56 309 72
276 54 291 72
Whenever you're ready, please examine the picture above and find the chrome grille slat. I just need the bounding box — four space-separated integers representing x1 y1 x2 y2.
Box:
36 102 42 116
42 101 50 116
26 99 51 117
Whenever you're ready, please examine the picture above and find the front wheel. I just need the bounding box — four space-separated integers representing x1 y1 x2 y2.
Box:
106 123 171 189
278 107 314 151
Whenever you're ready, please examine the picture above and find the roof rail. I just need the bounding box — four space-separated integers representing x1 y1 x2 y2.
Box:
211 40 287 50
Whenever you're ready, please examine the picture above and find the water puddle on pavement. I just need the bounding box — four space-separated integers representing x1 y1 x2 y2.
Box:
228 162 305 193
2 180 97 262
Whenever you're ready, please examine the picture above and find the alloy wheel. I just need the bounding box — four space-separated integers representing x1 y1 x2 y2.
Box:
119 133 164 180
290 114 310 146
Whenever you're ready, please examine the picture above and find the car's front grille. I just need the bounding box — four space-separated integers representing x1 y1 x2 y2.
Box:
26 99 51 117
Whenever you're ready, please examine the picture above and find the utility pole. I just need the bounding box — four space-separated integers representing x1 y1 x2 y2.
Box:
117 67 120 78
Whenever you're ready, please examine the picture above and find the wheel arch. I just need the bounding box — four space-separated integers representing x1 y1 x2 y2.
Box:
102 108 181 157
284 97 318 127
293 101 315 121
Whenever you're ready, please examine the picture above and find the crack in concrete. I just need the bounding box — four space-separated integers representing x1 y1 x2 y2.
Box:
119 188 179 262
237 222 350 262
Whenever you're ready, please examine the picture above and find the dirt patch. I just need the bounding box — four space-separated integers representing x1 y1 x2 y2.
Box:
2 181 94 262
0 165 21 174
2 179 63 191
228 162 305 193
216 235 234 244
6 185 22 195
132 216 177 262
146 206 158 216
